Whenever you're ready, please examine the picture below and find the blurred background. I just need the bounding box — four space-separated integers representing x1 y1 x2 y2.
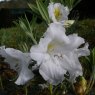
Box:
0 0 95 28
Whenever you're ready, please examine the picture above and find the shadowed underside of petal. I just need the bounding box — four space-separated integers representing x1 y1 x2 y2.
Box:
0 47 34 85
76 43 90 57
0 47 21 72
15 65 34 85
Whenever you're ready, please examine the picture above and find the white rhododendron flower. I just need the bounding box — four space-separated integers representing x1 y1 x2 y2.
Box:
30 23 90 85
0 47 34 85
48 2 69 23
30 37 67 85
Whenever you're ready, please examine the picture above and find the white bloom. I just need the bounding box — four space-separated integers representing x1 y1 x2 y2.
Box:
44 23 70 44
30 23 90 85
0 47 34 85
48 2 69 24
30 37 67 85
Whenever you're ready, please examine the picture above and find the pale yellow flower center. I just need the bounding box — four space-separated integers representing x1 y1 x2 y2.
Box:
54 7 62 20
47 43 54 52
47 43 64 59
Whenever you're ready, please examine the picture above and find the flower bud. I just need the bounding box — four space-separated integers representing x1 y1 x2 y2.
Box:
74 76 87 95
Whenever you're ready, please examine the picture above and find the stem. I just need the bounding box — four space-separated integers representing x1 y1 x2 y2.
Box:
25 86 28 95
50 0 53 3
30 34 37 45
85 66 95 95
0 76 3 90
85 75 95 94
71 83 77 95
49 84 53 95
65 78 77 95
32 36 37 45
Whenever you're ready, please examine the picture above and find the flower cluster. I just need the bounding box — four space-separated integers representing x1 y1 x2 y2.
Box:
0 2 90 86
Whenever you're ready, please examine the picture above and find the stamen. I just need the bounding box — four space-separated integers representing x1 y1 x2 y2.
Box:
54 8 62 20
48 43 54 52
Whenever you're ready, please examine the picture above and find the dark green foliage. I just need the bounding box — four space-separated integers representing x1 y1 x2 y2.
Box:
0 22 46 51
0 19 95 49
67 19 95 48
0 27 28 49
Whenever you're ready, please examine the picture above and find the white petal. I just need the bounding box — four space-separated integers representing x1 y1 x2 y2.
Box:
48 2 55 22
0 47 21 72
64 6 69 15
39 56 66 85
45 23 70 44
15 53 34 85
59 52 83 82
48 3 69 23
30 48 45 66
66 52 83 82
76 43 90 57
5 48 24 60
15 64 34 85
30 37 51 65
0 46 6 57
5 57 21 72
0 47 34 85
58 4 69 20
39 37 52 52
23 53 32 63
68 34 85 49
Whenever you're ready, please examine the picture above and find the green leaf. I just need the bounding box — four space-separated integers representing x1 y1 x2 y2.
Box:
73 0 81 9
92 48 95 65
14 16 37 45
49 84 53 95
28 3 40 15
19 42 29 52
61 0 81 11
36 0 50 24
85 47 95 94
